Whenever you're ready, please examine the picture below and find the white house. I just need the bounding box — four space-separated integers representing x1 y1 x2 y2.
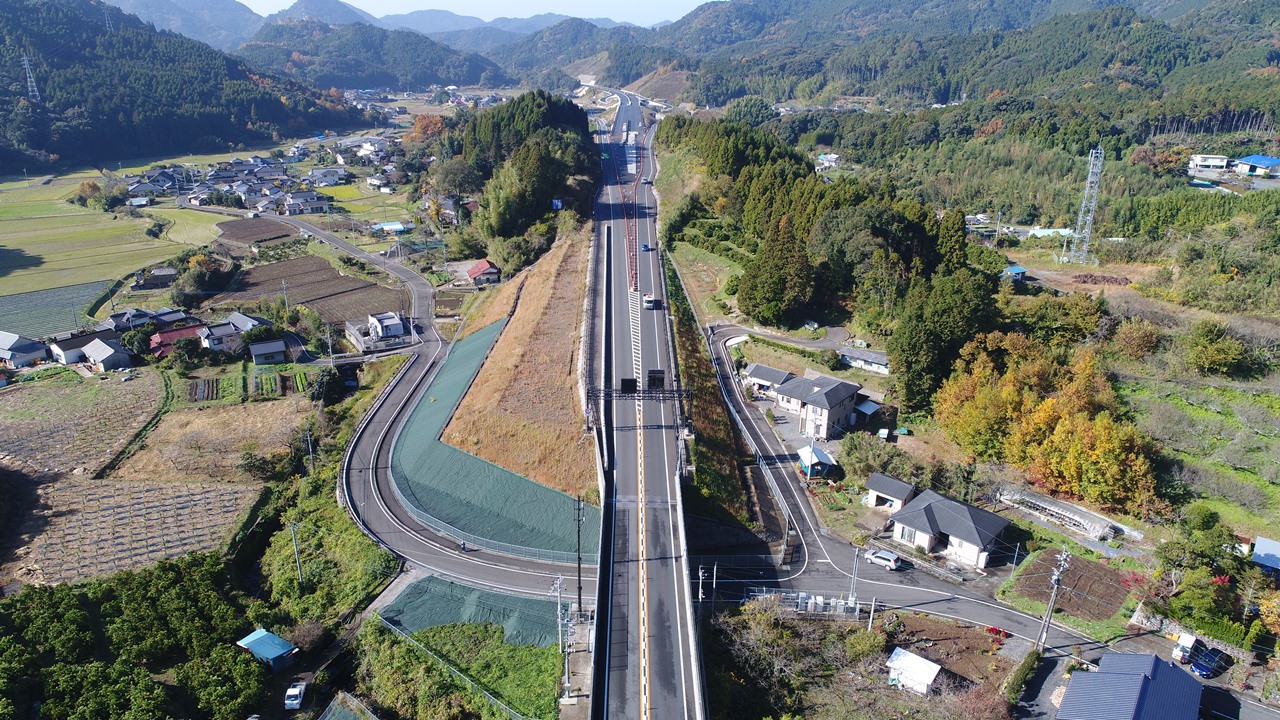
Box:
82 338 131 372
742 363 794 398
368 312 406 341
840 348 890 375
49 330 121 365
886 648 942 695
468 259 501 286
890 489 1011 569
197 322 241 352
1188 154 1229 172
0 331 47 368
774 374 863 440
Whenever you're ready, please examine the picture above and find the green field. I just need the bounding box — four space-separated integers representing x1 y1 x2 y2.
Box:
145 204 225 246
0 180 205 296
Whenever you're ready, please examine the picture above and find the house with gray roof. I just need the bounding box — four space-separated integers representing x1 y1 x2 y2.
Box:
83 338 131 372
840 347 890 375
775 374 863 440
890 489 1010 568
0 331 47 368
49 329 121 365
1057 653 1200 720
197 322 241 353
742 363 794 398
865 472 916 512
249 339 288 365
227 313 269 334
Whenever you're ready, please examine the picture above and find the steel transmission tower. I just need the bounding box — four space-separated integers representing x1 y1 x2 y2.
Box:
1062 145 1104 264
104 7 114 33
21 53 40 103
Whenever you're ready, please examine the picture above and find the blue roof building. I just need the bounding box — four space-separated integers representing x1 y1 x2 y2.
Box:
236 628 299 672
1235 154 1280 176
1002 265 1027 282
1056 653 1201 720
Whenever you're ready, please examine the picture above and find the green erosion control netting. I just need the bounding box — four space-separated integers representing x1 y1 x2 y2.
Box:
390 320 601 555
317 692 382 720
382 575 559 648
0 280 111 338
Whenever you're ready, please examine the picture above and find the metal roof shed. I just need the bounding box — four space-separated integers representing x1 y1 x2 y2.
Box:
236 628 299 672
886 647 941 695
1253 536 1280 572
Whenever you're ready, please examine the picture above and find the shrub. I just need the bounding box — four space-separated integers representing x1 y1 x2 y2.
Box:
844 628 886 662
1112 318 1163 359
723 274 741 296
1004 649 1041 704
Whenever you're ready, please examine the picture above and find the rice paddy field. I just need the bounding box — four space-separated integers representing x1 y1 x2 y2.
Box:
0 177 205 298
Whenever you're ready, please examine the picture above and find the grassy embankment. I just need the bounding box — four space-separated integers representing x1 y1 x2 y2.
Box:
442 222 598 502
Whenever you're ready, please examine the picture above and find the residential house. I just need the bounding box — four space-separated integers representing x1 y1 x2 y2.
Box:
0 331 47 368
128 181 163 196
49 330 120 365
1056 653 1201 720
83 338 131 372
236 628 299 673
839 348 890 375
865 472 916 512
227 312 269 334
815 153 840 170
249 339 288 365
889 489 1011 569
368 312 406 341
197 323 241 353
742 363 794 398
468 259 501 286
367 174 387 188
1235 154 1280 177
885 648 941 695
150 307 192 327
149 324 205 359
97 307 154 332
147 267 179 288
1188 154 1229 172
774 374 862 440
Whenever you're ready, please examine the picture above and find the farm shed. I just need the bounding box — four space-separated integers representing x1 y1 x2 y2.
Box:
1235 154 1280 177
1253 537 1280 576
865 472 915 511
1057 653 1200 720
0 330 48 368
83 338 131 372
886 647 941 695
236 628 299 672
797 444 837 479
250 340 288 365
368 312 406 340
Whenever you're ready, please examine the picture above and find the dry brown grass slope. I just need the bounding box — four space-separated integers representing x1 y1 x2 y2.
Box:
443 225 597 502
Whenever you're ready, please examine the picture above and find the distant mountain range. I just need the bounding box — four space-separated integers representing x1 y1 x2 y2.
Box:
237 19 509 90
100 0 644 51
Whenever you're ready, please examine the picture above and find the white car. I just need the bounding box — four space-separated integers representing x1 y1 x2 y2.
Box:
284 682 306 710
864 549 901 571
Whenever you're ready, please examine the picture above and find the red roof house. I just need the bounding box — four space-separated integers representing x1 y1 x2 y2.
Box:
149 324 205 358
468 259 501 286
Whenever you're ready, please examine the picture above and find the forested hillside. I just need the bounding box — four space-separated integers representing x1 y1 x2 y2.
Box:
405 90 598 272
236 20 509 90
0 0 358 172
102 0 264 51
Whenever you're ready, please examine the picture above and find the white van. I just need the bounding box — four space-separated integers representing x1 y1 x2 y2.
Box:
1172 633 1199 664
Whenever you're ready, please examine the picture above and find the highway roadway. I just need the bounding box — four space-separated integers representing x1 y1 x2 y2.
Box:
596 90 703 720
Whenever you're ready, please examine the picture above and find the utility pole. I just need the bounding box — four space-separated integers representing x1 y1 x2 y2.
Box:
282 280 289 313
326 325 333 361
1036 552 1072 651
304 430 314 475
849 550 860 606
290 524 304 590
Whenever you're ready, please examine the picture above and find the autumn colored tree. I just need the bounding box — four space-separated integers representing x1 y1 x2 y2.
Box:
406 113 446 142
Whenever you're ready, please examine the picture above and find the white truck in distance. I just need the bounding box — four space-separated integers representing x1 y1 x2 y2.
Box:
642 293 656 310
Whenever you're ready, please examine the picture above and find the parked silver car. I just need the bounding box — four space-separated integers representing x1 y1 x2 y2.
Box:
864 549 901 571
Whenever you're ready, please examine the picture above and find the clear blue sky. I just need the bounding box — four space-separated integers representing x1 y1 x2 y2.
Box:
238 0 704 27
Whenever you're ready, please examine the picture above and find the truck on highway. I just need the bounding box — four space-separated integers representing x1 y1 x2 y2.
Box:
621 121 630 134
642 293 656 310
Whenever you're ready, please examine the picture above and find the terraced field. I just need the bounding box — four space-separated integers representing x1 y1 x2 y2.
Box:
216 254 406 322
